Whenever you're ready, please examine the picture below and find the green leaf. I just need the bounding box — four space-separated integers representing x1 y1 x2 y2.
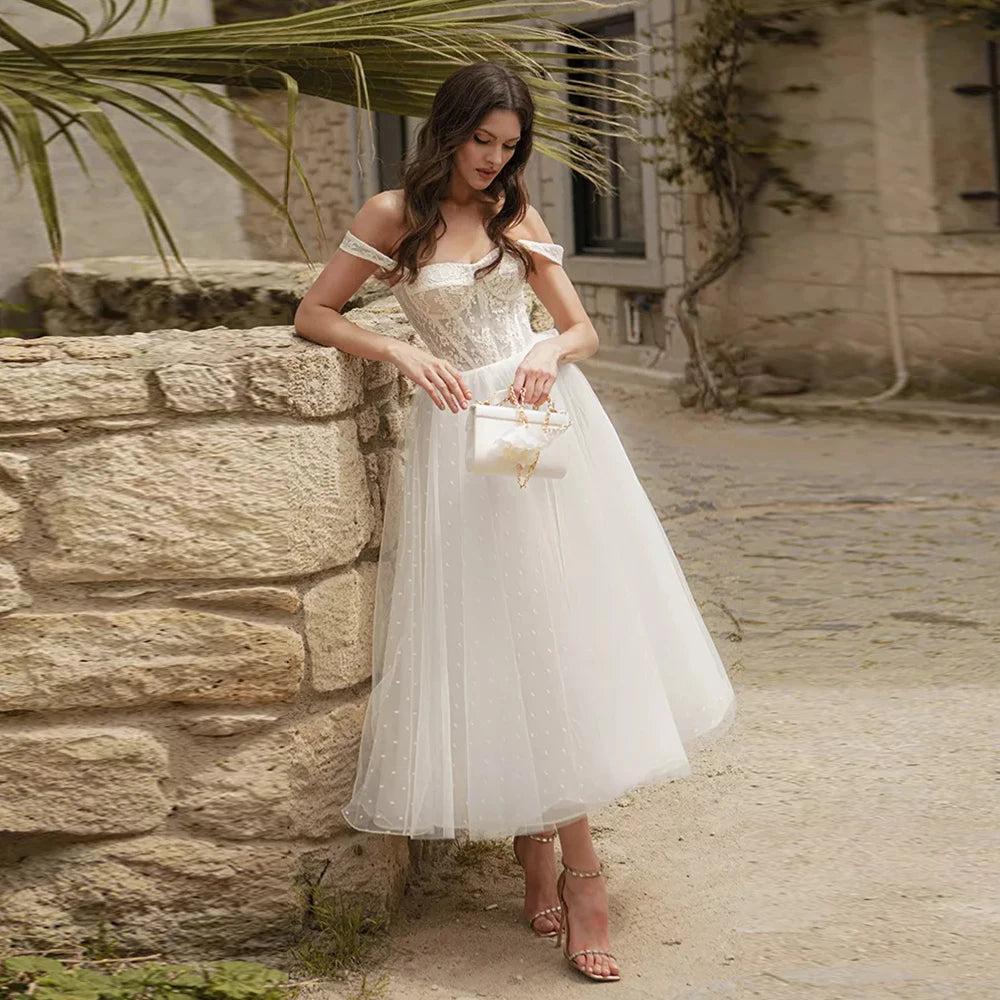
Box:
32 968 109 1000
0 83 62 260
2 956 67 974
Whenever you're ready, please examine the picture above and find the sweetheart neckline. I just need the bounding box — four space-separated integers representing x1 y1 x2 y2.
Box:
418 246 502 270
341 230 562 281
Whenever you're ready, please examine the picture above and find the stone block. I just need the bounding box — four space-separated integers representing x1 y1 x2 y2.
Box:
737 279 863 317
594 285 617 318
246 350 364 416
60 340 138 361
154 362 242 413
0 835 303 957
80 416 162 430
28 422 373 583
300 833 410 916
173 586 301 614
665 256 686 286
303 563 377 692
660 193 683 230
178 713 282 737
382 404 409 444
27 257 315 337
0 342 55 363
356 403 381 444
739 373 809 397
896 274 946 317
362 356 400 391
361 453 383 546
176 700 367 839
738 232 865 286
0 487 21 545
0 426 65 443
939 275 1000 321
0 452 30 484
0 727 169 835
0 608 303 711
0 559 31 613
0 362 149 423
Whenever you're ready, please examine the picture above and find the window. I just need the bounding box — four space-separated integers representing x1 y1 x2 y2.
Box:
374 112 408 192
566 14 645 256
938 33 1000 230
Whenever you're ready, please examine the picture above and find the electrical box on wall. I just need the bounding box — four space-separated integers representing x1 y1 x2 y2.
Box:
622 291 666 347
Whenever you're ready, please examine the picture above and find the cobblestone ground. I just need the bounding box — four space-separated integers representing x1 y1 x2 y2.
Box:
311 380 999 1000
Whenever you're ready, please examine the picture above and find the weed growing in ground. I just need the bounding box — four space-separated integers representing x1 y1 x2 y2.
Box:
290 886 389 982
0 954 293 1000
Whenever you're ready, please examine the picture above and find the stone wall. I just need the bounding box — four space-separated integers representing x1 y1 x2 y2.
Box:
226 92 360 263
692 8 892 397
687 8 1000 400
26 258 317 338
0 299 419 958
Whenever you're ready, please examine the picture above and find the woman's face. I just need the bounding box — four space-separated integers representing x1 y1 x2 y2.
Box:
452 109 522 189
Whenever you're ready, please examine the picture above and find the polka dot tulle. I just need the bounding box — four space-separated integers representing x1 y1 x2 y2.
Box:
338 233 737 840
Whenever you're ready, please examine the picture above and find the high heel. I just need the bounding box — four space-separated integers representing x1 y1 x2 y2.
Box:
555 860 621 982
512 831 562 938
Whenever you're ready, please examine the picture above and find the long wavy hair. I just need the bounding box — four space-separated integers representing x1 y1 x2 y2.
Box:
383 61 537 286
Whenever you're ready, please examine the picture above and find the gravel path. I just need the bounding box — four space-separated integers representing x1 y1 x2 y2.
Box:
309 381 999 1000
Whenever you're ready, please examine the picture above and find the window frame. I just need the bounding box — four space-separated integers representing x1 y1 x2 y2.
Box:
544 1 666 290
567 12 648 258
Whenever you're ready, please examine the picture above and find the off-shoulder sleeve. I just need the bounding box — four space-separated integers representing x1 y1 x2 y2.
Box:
338 230 397 271
515 238 565 266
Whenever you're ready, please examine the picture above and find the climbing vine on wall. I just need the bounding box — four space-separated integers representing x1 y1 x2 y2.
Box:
643 0 833 410
646 0 1000 410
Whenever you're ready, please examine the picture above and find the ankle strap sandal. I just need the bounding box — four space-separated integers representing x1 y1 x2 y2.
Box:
555 860 621 982
512 832 562 938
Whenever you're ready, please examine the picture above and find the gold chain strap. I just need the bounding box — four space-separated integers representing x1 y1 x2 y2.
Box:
472 383 571 488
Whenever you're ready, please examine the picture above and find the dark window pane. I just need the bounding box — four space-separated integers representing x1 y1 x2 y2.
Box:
375 112 407 192
568 15 645 256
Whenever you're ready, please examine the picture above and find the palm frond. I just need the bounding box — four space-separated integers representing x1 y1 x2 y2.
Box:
0 82 61 258
0 0 652 268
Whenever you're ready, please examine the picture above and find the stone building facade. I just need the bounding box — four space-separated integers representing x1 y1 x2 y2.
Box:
7 2 999 399
694 9 1000 400
220 1 1000 400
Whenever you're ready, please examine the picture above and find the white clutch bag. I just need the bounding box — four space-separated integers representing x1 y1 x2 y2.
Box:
465 384 573 488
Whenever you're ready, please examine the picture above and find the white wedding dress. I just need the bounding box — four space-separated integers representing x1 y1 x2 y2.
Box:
337 229 737 840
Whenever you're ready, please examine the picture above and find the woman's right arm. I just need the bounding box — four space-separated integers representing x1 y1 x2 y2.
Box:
293 192 401 361
293 192 472 413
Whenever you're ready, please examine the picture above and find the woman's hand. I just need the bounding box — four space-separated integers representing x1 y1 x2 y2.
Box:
512 340 562 406
388 341 473 413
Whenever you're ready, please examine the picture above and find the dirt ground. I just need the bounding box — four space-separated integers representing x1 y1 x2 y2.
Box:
309 379 999 1000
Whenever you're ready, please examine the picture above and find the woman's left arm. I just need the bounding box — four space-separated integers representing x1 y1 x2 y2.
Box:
512 207 600 405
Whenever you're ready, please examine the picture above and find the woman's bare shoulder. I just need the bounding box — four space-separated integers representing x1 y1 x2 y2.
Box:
348 189 407 255
507 202 555 243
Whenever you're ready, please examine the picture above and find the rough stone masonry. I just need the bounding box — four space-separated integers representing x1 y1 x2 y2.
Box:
0 260 558 958
0 286 416 957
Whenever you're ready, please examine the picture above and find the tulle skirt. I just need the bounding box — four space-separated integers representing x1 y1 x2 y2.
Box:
341 330 737 839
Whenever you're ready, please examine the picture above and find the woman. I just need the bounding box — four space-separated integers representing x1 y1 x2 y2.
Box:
294 60 737 984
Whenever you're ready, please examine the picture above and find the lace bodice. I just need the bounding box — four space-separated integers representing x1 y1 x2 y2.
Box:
338 229 564 370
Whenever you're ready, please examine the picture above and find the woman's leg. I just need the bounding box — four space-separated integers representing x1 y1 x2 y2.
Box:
556 816 621 979
514 832 562 935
